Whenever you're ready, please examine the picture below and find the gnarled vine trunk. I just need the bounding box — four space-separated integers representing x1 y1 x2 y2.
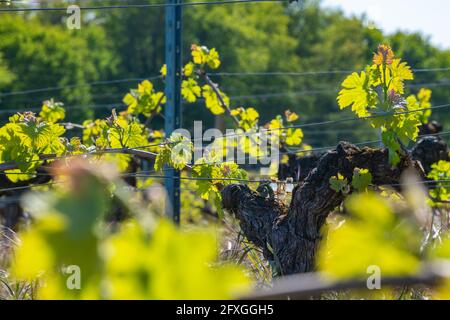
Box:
222 138 449 275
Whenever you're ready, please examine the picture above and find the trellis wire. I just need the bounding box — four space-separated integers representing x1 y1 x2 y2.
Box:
0 76 162 98
1 0 450 222
0 0 284 12
1 176 449 195
2 67 449 99
0 112 448 172
140 103 450 148
210 67 450 77
0 130 449 186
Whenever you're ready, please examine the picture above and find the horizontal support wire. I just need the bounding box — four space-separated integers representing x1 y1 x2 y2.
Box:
0 122 444 173
176 103 450 147
3 81 450 116
210 67 450 77
0 182 58 193
1 175 449 195
0 130 449 194
0 76 161 98
0 103 125 115
230 131 450 163
4 80 450 113
0 0 284 12
1 67 449 98
0 148 159 171
0 105 449 172
227 81 450 101
243 261 450 300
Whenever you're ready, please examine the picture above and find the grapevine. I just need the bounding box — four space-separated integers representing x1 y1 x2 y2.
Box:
1 42 450 301
338 45 432 165
0 44 311 216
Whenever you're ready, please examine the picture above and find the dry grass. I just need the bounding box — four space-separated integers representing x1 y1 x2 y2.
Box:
218 215 273 287
0 227 37 300
0 227 14 300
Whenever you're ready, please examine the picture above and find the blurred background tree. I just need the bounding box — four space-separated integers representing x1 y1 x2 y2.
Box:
0 14 119 121
0 53 15 89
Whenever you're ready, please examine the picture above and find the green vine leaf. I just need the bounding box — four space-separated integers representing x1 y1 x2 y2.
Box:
0 113 66 182
155 133 193 172
123 80 165 117
181 78 201 103
230 107 259 131
352 168 373 192
428 161 450 206
338 45 429 166
192 157 248 219
202 85 228 115
337 71 374 118
330 173 350 194
385 59 414 94
39 99 65 123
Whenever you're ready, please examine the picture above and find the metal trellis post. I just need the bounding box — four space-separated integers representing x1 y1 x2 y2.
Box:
164 0 182 224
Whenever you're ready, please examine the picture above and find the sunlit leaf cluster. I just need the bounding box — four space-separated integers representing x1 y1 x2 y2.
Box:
0 112 66 182
11 162 250 299
82 111 151 171
157 45 309 181
338 44 432 165
39 99 65 124
428 160 450 206
329 168 373 195
123 80 166 118
267 111 305 147
192 151 248 218
154 133 193 171
319 172 450 299
318 193 422 279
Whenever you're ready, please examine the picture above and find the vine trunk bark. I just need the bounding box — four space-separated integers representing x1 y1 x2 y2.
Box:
222 138 448 275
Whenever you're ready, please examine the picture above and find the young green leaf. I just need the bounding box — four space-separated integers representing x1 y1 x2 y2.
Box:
352 168 373 192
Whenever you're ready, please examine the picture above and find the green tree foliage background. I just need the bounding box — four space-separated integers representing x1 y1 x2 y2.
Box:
0 0 449 143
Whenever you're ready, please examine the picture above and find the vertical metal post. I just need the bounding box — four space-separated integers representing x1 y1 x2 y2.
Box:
165 0 182 224
379 129 384 148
